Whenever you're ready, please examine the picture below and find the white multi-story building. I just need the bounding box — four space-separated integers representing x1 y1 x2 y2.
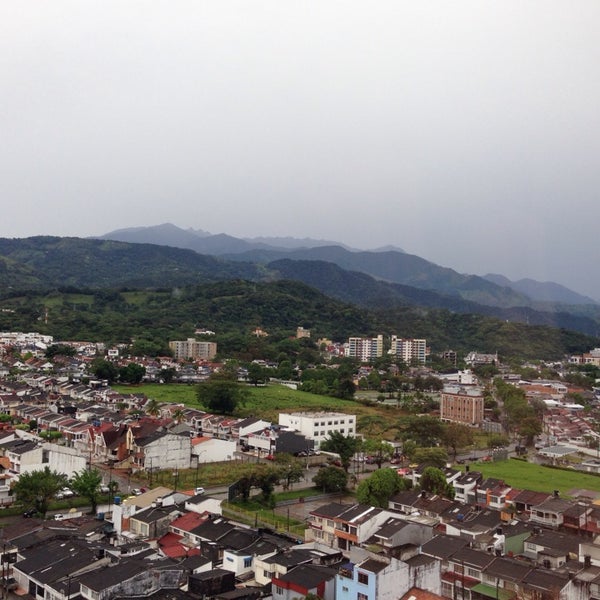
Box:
169 338 217 360
278 412 356 448
388 337 427 364
345 335 383 361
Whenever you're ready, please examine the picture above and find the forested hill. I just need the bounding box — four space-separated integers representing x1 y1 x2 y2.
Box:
268 259 600 337
0 237 599 355
0 236 260 289
0 281 596 360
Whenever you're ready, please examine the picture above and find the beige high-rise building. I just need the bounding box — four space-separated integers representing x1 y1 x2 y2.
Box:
169 338 217 360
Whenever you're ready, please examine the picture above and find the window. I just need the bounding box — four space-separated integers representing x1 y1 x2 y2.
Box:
358 572 369 585
276 586 284 595
357 593 368 600
244 557 252 568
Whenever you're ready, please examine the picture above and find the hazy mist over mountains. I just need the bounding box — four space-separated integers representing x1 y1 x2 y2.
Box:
98 223 597 306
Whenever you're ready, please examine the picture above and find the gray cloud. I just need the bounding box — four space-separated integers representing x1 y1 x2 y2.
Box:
1 1 599 298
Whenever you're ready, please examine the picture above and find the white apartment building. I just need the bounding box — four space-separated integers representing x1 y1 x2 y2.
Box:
389 336 427 364
169 338 217 360
345 335 383 361
278 412 356 448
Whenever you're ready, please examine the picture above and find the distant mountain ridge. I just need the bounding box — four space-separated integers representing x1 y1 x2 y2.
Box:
99 223 595 308
484 273 597 305
1 235 599 338
97 223 358 254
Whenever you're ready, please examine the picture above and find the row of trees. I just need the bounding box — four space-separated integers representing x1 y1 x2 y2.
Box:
13 467 112 517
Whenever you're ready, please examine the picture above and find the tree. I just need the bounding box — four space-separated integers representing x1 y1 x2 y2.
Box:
70 468 103 514
247 363 267 386
402 416 445 447
356 468 407 507
45 344 76 359
161 367 177 384
197 371 247 415
119 362 146 384
362 439 394 469
275 458 304 490
90 358 119 383
320 432 361 472
335 378 356 400
442 423 474 459
145 398 161 417
171 408 185 424
412 447 448 468
257 469 281 504
313 466 348 493
419 467 455 499
13 467 68 517
487 434 510 449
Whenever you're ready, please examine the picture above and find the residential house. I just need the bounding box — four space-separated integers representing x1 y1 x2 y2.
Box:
452 470 483 504
307 503 351 547
441 546 496 600
130 430 191 472
367 517 434 559
471 557 532 600
78 557 184 600
12 538 111 600
530 495 573 529
273 564 338 600
336 555 440 600
523 530 579 568
254 545 342 587
129 505 181 540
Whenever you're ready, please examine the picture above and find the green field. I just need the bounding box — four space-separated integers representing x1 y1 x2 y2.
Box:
467 458 600 496
112 383 407 438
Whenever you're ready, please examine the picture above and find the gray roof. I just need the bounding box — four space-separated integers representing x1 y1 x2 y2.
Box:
421 535 469 560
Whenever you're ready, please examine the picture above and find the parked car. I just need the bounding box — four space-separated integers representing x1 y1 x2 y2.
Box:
194 487 205 495
99 484 110 493
56 488 74 499
23 508 36 518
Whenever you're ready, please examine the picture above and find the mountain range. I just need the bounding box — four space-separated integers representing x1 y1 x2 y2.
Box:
0 226 597 342
98 223 597 307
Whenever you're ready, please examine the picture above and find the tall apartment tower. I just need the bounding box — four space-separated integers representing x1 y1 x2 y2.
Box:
345 335 383 361
389 336 427 364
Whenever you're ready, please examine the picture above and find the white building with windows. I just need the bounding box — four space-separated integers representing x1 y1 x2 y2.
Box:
278 412 356 448
388 337 427 364
345 336 383 361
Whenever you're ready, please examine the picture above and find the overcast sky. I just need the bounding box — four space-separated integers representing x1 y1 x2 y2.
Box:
2 2 600 299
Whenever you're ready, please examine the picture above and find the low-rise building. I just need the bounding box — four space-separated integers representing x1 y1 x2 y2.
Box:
278 412 356 449
440 386 484 426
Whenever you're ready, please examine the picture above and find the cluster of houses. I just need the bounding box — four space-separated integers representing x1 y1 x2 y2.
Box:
0 373 360 506
301 463 600 600
4 460 600 600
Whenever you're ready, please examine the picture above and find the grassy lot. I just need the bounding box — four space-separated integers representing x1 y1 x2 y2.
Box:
135 460 272 488
112 383 409 439
467 458 600 496
223 500 305 538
